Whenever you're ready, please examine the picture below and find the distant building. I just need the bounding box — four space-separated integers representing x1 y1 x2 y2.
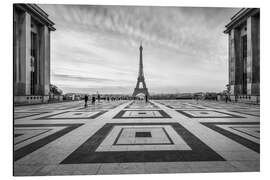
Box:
224 8 260 103
64 93 76 101
13 4 56 104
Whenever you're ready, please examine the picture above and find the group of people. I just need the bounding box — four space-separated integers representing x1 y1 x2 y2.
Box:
83 94 126 107
132 95 149 102
84 94 101 107
83 94 149 107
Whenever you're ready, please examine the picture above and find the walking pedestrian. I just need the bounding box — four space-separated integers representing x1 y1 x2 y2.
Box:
92 96 96 105
84 94 88 108
97 94 101 103
145 95 148 103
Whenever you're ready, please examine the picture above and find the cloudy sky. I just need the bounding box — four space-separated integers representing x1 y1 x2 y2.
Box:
39 4 240 94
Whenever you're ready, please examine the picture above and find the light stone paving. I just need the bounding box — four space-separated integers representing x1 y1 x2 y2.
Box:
46 111 100 119
13 99 260 176
179 110 233 117
122 111 163 118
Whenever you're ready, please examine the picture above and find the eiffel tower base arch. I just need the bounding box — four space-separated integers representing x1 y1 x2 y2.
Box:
132 87 149 97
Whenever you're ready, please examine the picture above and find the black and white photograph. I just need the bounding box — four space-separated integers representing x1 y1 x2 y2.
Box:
3 0 268 178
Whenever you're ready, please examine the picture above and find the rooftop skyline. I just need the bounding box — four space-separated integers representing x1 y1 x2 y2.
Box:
39 4 240 94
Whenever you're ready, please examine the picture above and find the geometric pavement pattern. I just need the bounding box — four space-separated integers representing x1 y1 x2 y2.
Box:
202 122 260 153
176 110 244 118
36 111 107 120
113 110 171 119
61 122 225 164
14 123 84 161
13 99 260 176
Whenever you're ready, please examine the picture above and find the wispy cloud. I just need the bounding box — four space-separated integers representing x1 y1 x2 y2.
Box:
53 73 116 83
39 4 240 94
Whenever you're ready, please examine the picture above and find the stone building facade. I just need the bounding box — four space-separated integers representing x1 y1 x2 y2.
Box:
13 4 55 104
224 8 260 103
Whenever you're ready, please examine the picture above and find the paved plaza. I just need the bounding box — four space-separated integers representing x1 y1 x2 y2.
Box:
14 100 260 176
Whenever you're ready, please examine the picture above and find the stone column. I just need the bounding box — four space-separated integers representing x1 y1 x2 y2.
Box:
44 27 51 96
19 12 31 95
40 25 51 101
246 15 260 95
13 11 20 90
228 32 234 95
229 28 241 95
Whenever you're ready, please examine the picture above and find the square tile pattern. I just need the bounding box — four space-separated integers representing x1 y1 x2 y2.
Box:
38 111 107 120
76 103 122 111
176 110 244 118
14 128 53 147
202 122 260 153
61 123 225 164
125 101 159 109
95 125 189 151
14 123 83 161
115 127 173 146
14 112 49 119
122 111 163 118
113 110 171 119
166 105 204 109
230 110 260 117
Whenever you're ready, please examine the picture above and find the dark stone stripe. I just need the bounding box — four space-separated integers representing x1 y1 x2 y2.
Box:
14 128 52 145
14 123 84 161
36 111 107 120
14 112 50 119
202 122 260 153
176 110 245 118
230 110 260 117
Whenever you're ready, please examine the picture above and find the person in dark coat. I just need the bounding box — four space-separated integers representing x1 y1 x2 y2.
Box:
97 94 101 103
92 96 96 105
145 95 148 103
84 95 88 107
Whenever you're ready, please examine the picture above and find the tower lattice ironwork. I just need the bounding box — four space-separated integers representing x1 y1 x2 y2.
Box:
132 43 150 97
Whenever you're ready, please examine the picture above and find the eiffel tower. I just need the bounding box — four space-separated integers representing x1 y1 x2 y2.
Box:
132 43 150 97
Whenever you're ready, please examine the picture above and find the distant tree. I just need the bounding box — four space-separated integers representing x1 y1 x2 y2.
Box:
50 84 63 95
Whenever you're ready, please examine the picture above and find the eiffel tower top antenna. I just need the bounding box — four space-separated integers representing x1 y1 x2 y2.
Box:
139 41 143 77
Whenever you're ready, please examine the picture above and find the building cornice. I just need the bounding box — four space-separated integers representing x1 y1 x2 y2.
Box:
224 8 259 34
14 3 56 31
